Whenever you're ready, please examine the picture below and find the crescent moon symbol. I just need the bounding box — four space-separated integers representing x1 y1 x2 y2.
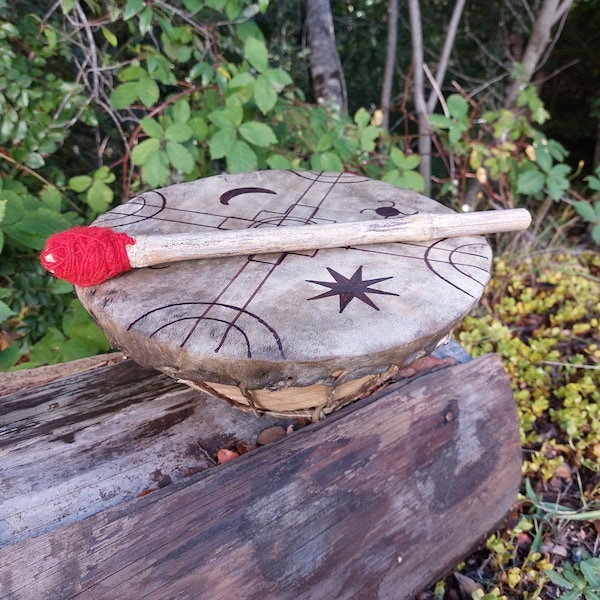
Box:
220 187 277 205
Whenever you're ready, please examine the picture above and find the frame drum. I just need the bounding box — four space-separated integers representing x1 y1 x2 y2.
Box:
77 171 492 418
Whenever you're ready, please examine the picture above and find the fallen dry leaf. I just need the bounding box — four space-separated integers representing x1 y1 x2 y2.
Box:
257 425 286 445
217 448 240 464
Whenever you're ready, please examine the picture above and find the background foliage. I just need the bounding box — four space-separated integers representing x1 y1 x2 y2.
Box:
0 0 598 596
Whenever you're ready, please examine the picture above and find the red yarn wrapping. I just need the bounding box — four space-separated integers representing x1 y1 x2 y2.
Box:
40 226 135 287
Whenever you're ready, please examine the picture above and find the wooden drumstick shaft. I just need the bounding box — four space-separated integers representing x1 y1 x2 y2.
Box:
40 208 531 286
127 208 531 267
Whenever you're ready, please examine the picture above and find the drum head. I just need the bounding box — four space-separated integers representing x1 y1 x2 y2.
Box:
77 171 492 392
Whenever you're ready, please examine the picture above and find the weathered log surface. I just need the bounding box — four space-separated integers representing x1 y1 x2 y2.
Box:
0 359 286 547
0 352 521 599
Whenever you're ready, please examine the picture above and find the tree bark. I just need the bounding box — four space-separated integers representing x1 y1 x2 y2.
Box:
503 0 573 108
408 0 431 195
380 0 399 132
305 0 348 113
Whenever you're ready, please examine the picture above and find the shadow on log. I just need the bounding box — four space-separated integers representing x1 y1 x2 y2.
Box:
0 350 521 599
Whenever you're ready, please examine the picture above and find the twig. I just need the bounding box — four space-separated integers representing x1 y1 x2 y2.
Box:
542 361 600 371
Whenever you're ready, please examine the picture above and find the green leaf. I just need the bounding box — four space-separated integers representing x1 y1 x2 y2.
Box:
315 133 333 152
27 328 64 365
266 154 291 170
580 560 600 588
229 72 256 91
87 181 113 213
225 0 244 20
119 65 148 82
545 568 575 589
93 166 115 183
166 141 195 173
360 126 380 152
141 151 170 187
447 94 469 119
137 78 160 107
398 170 425 192
534 143 553 173
0 299 15 322
188 116 208 142
172 99 191 123
0 198 6 224
575 201 597 223
227 140 258 173
585 174 600 191
244 36 269 73
0 193 24 226
39 186 62 211
62 300 110 350
24 152 44 169
263 68 292 92
5 208 72 250
140 117 164 139
131 138 161 166
189 62 214 86
209 95 243 128
209 127 236 160
182 0 203 11
428 113 452 130
139 8 153 35
0 344 20 370
311 152 343 172
354 107 370 129
69 175 93 193
517 169 545 196
124 0 144 19
110 82 139 110
238 122 277 148
101 26 118 47
546 164 570 200
165 122 193 143
254 73 277 114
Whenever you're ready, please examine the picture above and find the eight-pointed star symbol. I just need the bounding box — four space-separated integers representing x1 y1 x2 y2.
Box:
306 266 399 313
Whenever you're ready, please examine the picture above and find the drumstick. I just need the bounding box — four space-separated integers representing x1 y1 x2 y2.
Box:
40 208 531 287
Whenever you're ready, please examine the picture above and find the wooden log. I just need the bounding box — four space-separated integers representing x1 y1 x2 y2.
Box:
0 352 521 599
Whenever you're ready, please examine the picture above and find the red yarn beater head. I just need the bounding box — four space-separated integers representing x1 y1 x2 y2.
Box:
40 226 135 287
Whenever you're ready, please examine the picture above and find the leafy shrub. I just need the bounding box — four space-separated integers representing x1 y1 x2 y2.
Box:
0 0 425 369
429 88 600 244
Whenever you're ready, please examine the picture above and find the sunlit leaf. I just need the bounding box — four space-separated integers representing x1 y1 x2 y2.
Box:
101 26 118 47
140 117 164 139
227 140 257 173
141 150 170 187
209 127 236 160
166 141 195 173
244 36 269 73
165 122 193 143
254 73 277 114
86 181 113 213
238 122 277 148
131 138 161 166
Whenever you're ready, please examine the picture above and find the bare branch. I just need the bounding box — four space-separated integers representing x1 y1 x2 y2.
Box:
407 0 431 194
426 0 467 114
380 0 399 131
